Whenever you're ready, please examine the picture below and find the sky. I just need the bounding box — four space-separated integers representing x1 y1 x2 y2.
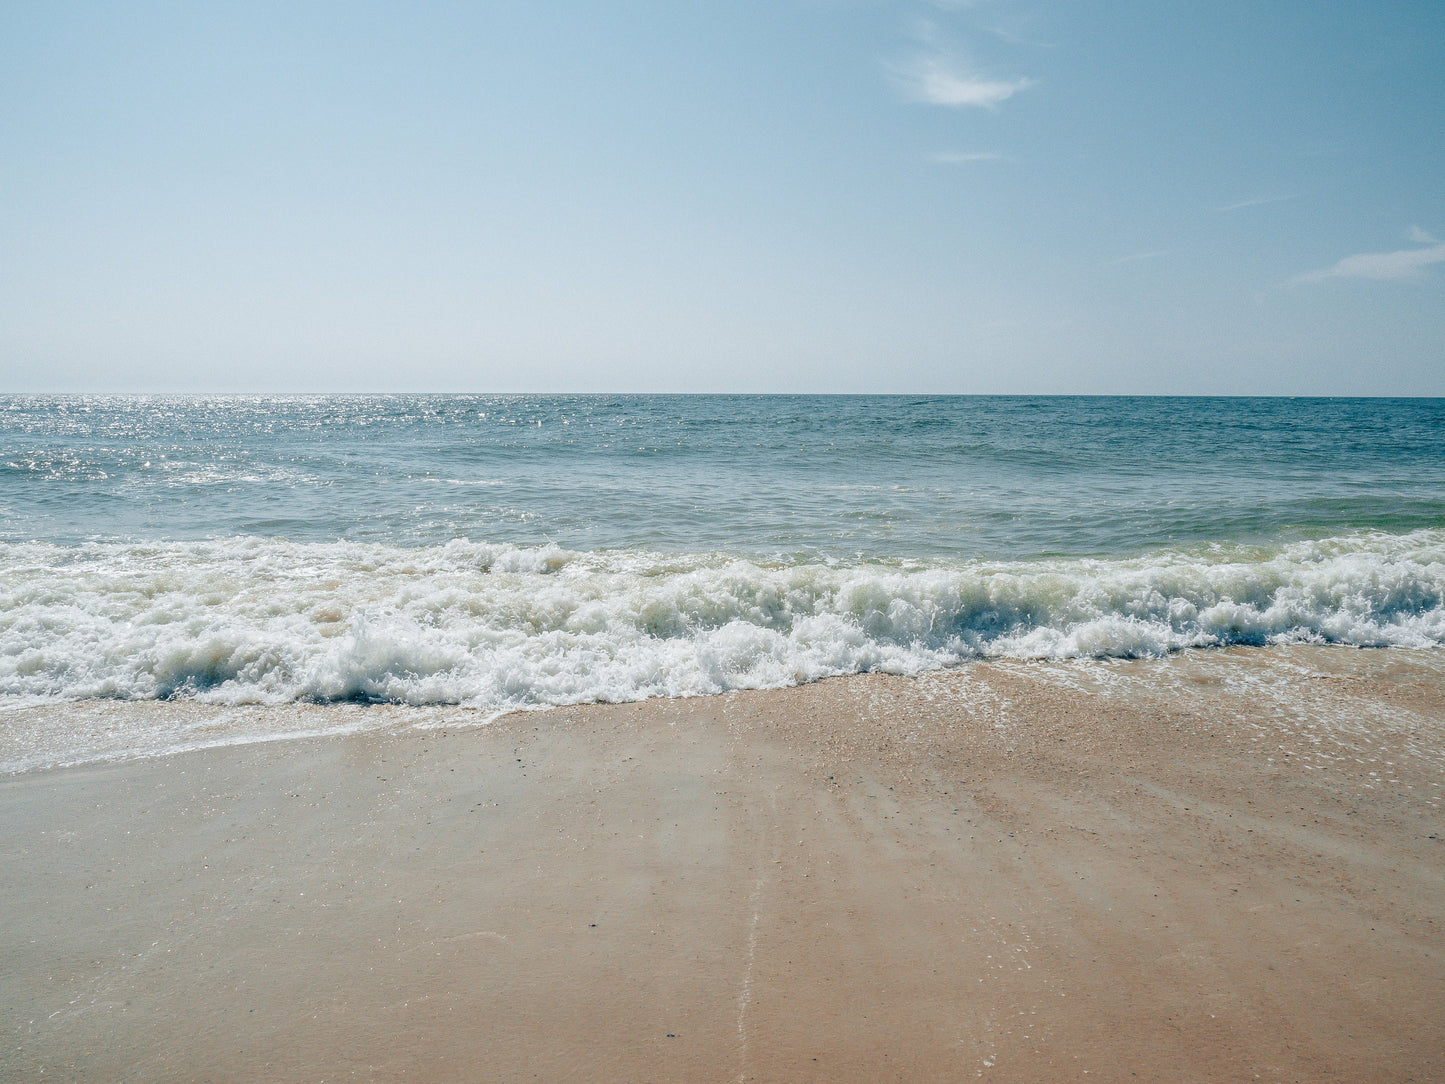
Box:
1 1 1442 395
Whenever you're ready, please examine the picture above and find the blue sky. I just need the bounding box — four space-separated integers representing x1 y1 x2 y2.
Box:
2 1 1441 394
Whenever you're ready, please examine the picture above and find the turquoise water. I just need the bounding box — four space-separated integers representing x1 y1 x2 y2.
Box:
1 395 1442 725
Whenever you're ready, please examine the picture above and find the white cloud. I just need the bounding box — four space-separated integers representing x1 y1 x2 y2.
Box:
930 150 1007 164
892 54 1033 108
1295 238 1445 284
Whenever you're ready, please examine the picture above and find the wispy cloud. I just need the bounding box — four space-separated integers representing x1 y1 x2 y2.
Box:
926 2 1056 46
1108 251 1166 267
983 24 1056 48
1218 194 1300 213
930 150 1007 164
891 53 1033 108
1294 231 1445 284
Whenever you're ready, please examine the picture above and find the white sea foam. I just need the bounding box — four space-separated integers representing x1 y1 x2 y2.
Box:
1 531 1442 711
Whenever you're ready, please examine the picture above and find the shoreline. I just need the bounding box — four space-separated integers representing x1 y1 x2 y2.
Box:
5 643 1444 778
3 645 1443 1081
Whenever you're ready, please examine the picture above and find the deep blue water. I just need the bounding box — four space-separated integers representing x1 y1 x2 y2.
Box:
3 395 1443 560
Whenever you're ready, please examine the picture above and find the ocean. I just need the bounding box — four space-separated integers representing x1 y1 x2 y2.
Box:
2 394 1443 766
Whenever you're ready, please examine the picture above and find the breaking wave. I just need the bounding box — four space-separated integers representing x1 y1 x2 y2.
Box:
2 530 1442 709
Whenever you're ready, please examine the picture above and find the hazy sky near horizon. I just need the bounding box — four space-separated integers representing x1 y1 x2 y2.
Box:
2 1 1442 394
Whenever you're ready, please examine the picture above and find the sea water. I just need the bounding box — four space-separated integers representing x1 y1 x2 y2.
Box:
2 395 1442 733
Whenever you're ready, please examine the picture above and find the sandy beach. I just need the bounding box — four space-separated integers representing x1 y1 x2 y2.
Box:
3 645 1443 1082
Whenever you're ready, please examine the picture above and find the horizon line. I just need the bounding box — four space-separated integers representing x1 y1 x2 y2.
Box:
2 391 1442 401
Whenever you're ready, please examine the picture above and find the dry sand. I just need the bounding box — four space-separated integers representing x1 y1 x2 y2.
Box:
3 645 1443 1082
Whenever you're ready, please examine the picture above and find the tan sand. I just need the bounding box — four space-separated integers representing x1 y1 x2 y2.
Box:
2 645 1443 1082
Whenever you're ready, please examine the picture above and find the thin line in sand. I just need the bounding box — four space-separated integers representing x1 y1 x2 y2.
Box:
736 871 766 1084
737 787 781 1083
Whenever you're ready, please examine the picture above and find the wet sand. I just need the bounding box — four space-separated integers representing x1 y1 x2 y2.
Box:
3 646 1443 1082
